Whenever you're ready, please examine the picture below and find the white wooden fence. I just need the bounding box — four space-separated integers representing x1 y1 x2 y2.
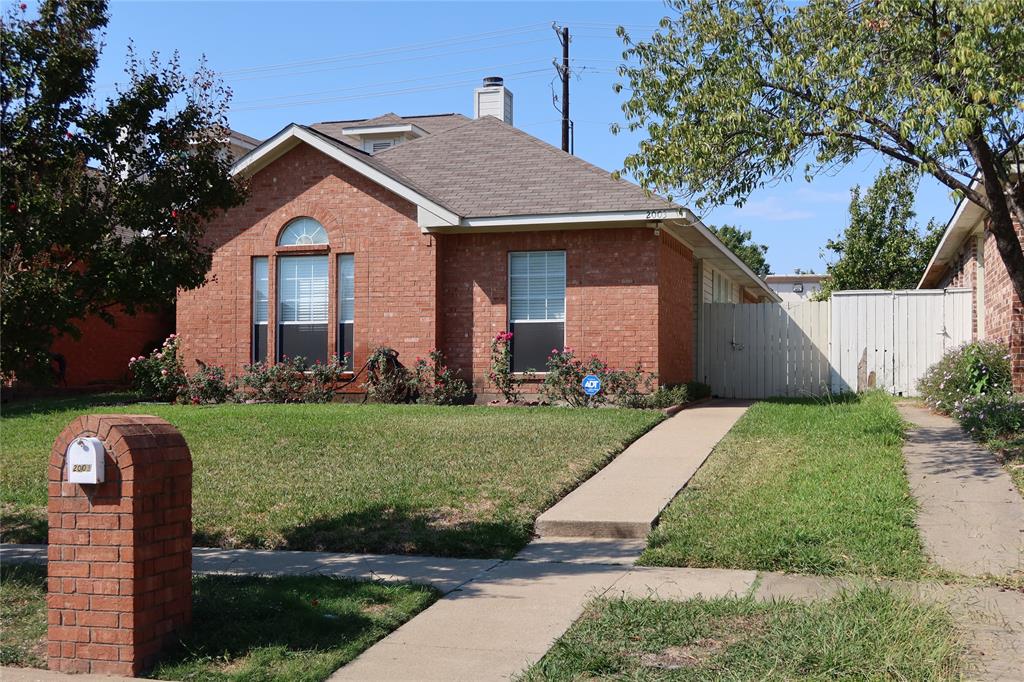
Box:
697 289 972 399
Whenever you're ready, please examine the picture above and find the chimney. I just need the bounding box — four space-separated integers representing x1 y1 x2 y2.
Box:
474 76 513 125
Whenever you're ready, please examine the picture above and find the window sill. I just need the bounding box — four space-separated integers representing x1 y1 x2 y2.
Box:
276 244 330 254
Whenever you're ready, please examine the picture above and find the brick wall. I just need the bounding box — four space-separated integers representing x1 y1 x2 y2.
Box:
178 141 700 396
177 142 437 378
48 415 192 675
657 231 694 386
981 221 1024 391
438 227 664 395
51 307 173 388
938 220 1024 391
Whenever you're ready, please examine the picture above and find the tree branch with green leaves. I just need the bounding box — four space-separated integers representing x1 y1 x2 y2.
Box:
614 0 1024 301
0 0 246 382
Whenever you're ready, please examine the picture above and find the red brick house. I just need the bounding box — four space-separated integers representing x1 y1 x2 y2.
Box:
177 79 777 396
918 181 1024 391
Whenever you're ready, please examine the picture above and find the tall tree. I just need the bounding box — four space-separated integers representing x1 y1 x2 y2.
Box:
709 224 771 277
614 0 1024 302
1 0 245 382
815 167 943 298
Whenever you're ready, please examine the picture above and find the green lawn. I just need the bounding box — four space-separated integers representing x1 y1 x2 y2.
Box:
521 588 964 681
0 562 435 681
0 563 47 667
642 391 927 578
1 394 662 557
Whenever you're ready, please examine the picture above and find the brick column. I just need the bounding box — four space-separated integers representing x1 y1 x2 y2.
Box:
47 414 192 675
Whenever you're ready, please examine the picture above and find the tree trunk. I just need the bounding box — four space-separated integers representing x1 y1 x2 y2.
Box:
967 135 1024 304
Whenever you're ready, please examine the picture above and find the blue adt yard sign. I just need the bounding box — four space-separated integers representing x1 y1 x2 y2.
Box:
582 374 602 397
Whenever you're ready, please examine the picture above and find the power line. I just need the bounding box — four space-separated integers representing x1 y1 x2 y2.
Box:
229 69 550 113
221 23 548 76
233 59 545 106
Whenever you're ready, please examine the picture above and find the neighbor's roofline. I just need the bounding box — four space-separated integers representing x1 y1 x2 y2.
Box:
917 177 985 289
678 216 781 302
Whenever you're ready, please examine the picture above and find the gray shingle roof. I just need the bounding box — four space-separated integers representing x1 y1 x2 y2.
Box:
310 114 674 218
310 113 471 150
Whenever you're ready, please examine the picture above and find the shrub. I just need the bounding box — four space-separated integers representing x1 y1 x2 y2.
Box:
364 347 415 404
488 331 520 403
413 349 473 405
542 348 610 407
646 384 690 409
918 341 1012 413
128 334 186 402
240 357 308 403
182 364 232 404
306 355 349 403
952 393 1024 442
605 366 655 408
685 381 712 401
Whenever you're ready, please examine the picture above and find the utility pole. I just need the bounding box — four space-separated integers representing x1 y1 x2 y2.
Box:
552 23 571 154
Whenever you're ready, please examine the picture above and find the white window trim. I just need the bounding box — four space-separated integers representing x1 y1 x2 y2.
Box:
507 251 567 366
277 254 330 325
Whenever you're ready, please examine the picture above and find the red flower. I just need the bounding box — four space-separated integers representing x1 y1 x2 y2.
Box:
7 203 16 212
171 209 178 219
65 131 73 139
19 3 27 10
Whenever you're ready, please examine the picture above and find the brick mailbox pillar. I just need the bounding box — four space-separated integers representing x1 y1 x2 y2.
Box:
48 414 192 675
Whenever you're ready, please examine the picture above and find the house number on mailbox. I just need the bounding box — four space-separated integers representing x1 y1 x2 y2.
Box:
67 437 105 484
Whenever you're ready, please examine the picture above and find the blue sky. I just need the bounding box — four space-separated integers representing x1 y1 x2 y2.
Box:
79 0 954 274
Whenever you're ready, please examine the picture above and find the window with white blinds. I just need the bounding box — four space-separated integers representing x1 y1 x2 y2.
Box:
278 255 329 323
338 254 354 323
253 258 269 323
337 254 354 369
509 251 566 322
252 257 268 362
508 251 566 372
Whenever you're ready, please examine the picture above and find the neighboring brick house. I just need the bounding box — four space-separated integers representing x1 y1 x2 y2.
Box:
918 183 1024 392
176 79 777 397
48 130 260 388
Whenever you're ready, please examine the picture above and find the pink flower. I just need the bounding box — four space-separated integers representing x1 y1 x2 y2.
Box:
155 352 163 359
161 369 168 376
169 333 177 339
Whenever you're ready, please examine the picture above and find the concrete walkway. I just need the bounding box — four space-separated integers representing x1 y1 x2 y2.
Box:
898 405 1024 577
0 544 500 595
535 400 750 538
5 542 1023 680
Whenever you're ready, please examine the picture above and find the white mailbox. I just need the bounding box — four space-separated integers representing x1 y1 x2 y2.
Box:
67 437 105 484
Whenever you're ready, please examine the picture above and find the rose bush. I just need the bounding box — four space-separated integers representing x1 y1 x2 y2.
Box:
918 341 1012 414
128 335 186 401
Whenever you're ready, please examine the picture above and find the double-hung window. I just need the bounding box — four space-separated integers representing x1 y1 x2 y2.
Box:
337 254 354 369
252 257 269 362
508 251 566 372
277 255 329 365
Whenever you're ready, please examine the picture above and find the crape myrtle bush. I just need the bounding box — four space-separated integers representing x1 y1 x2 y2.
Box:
918 341 1013 414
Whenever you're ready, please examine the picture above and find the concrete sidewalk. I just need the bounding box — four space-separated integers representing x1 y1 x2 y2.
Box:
898 405 1024 577
0 544 500 595
6 542 1022 681
535 400 750 538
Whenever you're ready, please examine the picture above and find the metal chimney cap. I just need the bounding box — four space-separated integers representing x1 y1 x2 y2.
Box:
482 76 504 88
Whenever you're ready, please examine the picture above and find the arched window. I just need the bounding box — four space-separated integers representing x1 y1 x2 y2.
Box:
277 217 328 246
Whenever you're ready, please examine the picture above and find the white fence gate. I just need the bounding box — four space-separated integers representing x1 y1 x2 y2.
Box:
698 289 972 399
829 289 973 395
